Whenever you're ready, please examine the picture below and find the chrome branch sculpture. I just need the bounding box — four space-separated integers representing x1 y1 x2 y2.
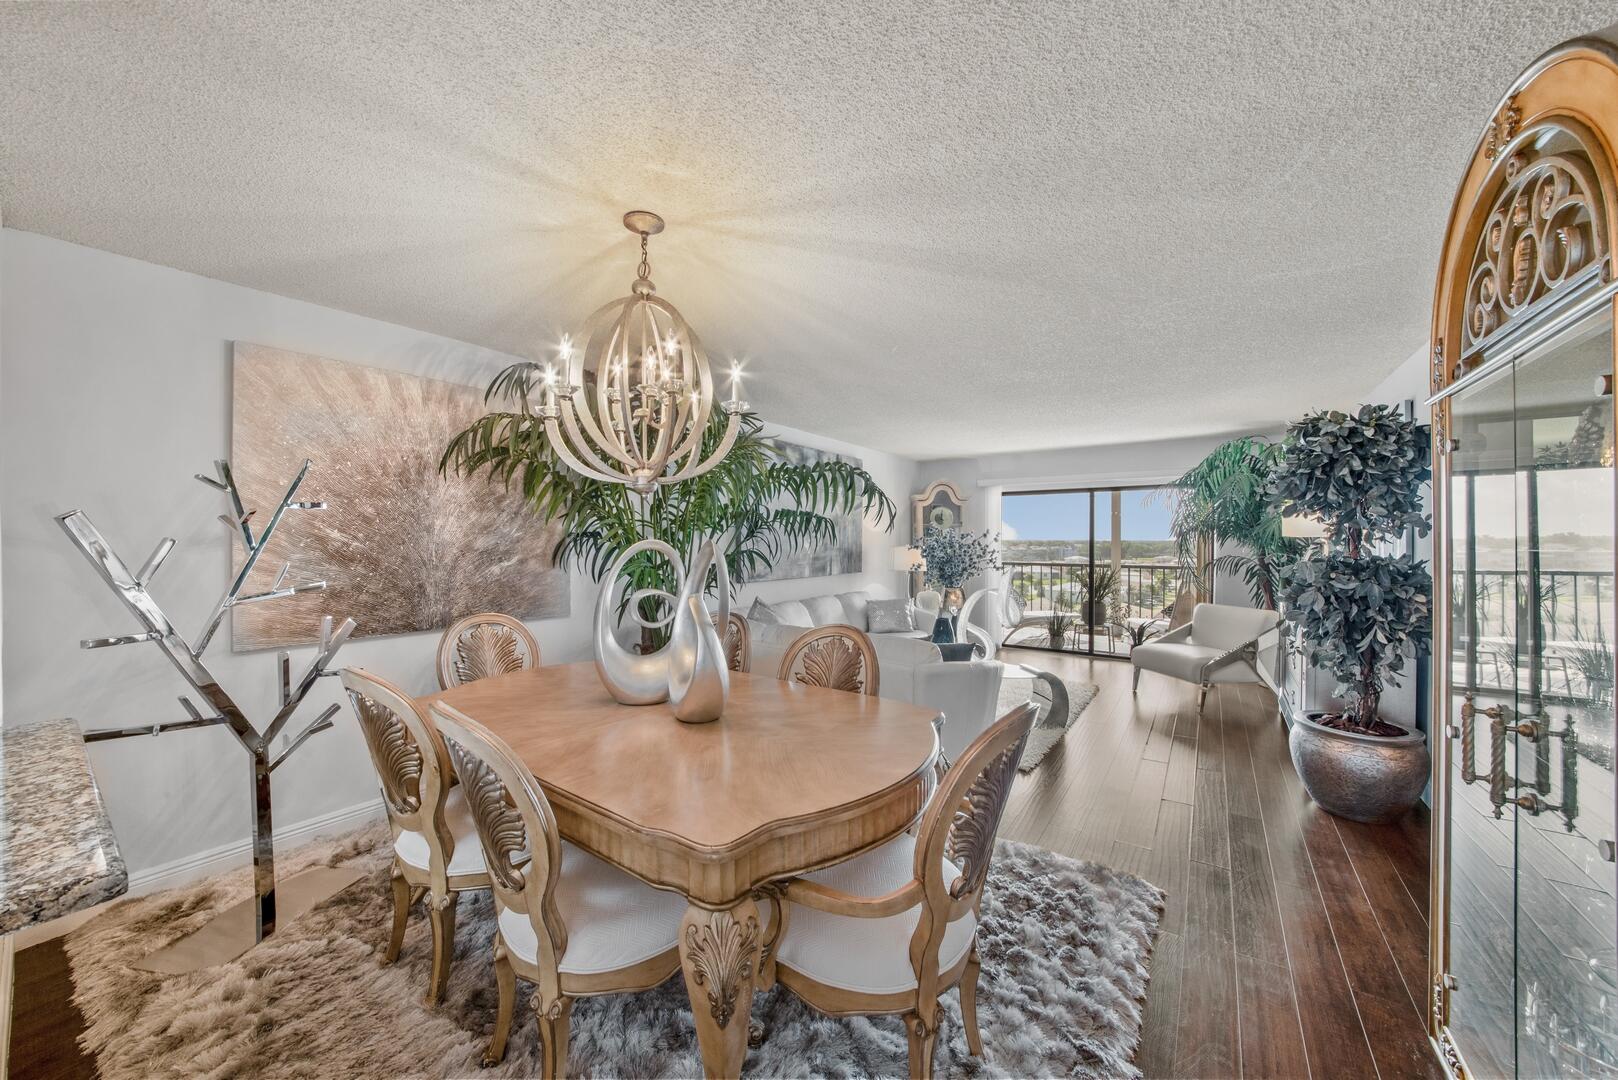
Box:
594 536 730 722
57 459 357 959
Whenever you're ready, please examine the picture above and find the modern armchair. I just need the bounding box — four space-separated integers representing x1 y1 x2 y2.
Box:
1129 602 1283 712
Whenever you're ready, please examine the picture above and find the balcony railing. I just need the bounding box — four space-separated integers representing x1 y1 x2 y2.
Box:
1004 559 1183 654
1454 568 1615 702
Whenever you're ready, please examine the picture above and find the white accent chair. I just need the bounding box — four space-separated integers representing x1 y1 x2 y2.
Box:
955 588 998 660
1129 602 1284 712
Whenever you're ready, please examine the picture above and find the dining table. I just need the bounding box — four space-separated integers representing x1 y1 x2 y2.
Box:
421 660 941 1079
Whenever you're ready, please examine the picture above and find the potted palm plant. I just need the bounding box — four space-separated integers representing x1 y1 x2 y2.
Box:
442 362 896 651
1170 435 1305 608
1268 404 1433 824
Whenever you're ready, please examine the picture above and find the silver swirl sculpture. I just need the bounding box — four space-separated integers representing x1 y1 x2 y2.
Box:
593 537 731 722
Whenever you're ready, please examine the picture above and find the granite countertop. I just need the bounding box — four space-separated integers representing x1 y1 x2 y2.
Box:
0 718 128 934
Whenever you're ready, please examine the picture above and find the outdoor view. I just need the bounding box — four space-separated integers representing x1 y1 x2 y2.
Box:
1001 486 1184 656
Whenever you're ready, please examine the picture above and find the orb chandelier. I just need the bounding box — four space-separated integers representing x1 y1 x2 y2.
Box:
537 211 749 494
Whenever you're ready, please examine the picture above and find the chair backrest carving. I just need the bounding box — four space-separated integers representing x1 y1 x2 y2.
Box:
342 668 456 882
777 624 880 696
430 702 567 987
436 613 541 690
910 703 1035 981
715 612 750 673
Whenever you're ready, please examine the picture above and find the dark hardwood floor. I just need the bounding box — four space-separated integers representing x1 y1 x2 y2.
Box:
998 647 1440 1080
9 937 94 1080
9 645 1440 1079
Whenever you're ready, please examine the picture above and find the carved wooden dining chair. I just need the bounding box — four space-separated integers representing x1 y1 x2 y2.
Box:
436 612 541 690
772 702 1036 1078
341 668 490 1005
778 624 880 696
715 611 750 673
428 701 686 1077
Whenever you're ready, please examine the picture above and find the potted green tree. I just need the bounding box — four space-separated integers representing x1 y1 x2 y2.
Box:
1268 404 1433 824
1169 435 1305 609
442 363 895 652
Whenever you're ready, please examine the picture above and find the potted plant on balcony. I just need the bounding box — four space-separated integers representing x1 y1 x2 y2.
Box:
1268 404 1433 823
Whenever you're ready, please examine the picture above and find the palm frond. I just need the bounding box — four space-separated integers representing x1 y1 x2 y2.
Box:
441 396 898 629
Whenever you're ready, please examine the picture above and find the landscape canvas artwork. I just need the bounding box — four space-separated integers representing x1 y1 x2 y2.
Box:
751 439 864 581
230 343 568 649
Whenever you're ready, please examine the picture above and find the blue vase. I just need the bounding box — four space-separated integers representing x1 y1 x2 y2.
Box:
930 613 957 644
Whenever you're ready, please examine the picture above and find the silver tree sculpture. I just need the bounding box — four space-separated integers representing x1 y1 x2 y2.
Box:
57 459 356 957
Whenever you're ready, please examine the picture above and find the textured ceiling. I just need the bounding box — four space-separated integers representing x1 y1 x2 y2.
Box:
3 2 1612 460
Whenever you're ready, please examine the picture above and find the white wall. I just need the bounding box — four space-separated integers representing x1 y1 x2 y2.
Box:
0 228 917 879
1358 343 1435 735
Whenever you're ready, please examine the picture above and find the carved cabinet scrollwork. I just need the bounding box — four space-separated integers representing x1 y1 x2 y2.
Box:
1428 28 1618 1080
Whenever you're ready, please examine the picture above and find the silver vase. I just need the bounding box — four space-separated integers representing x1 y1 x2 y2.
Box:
592 536 733 722
668 539 731 723
592 538 685 705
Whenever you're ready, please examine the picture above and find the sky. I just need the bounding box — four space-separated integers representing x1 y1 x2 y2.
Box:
1001 488 1178 541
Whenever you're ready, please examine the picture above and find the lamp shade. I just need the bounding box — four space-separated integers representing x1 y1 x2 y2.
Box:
892 548 925 572
1281 513 1330 539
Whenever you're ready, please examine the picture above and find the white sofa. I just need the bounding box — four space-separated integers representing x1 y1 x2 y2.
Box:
747 585 1005 762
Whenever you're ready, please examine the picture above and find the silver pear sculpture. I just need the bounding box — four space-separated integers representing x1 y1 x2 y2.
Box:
593 536 731 721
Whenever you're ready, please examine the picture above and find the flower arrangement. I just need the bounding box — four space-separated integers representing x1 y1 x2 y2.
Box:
911 525 1003 590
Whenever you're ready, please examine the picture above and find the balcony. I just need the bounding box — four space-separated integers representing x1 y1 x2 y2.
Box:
1003 559 1184 656
1455 568 1615 707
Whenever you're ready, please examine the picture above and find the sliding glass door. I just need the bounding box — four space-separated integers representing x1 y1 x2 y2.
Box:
1001 485 1184 658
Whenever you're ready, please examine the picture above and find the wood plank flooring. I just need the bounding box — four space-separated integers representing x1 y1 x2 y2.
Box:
997 647 1441 1080
8 646 1439 1079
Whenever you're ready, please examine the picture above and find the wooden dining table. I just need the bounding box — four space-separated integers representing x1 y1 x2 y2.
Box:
421 660 941 1079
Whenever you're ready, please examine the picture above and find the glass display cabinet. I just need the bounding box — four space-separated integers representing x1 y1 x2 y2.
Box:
1428 28 1618 1079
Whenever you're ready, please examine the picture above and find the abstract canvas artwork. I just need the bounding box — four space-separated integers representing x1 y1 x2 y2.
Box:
230 343 568 649
750 439 864 582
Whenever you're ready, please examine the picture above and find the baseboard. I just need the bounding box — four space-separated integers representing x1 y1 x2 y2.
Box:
14 798 384 949
128 797 385 892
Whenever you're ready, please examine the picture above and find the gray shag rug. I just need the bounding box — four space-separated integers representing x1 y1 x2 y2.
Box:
66 824 1162 1079
998 675 1100 772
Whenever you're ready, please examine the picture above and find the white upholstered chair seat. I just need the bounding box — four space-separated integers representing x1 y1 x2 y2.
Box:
777 834 977 995
1130 641 1265 684
496 842 685 976
394 785 489 877
1130 602 1284 711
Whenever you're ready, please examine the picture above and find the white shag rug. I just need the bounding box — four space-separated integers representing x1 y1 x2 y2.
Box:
66 824 1162 1079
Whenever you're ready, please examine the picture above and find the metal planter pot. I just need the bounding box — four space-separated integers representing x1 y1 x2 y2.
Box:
1289 712 1429 824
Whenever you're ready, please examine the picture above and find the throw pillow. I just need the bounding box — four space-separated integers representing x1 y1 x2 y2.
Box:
867 598 916 634
768 599 814 628
747 597 780 625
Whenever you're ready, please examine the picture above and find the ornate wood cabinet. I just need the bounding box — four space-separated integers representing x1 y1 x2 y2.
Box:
1428 27 1618 1079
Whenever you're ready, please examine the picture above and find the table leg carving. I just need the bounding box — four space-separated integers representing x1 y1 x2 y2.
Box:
680 897 762 1079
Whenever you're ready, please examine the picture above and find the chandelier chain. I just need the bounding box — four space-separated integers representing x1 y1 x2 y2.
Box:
637 232 652 281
